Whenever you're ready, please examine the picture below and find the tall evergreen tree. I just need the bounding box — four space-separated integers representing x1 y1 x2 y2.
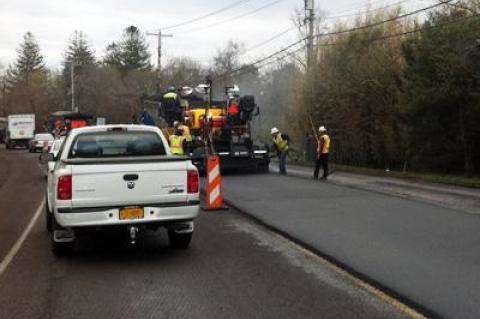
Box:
8 32 45 83
62 31 96 111
103 42 122 68
64 30 96 66
103 26 151 71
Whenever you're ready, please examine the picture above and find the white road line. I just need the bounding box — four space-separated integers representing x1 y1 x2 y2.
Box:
0 199 45 277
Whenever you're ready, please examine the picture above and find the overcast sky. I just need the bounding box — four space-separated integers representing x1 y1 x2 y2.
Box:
0 0 435 70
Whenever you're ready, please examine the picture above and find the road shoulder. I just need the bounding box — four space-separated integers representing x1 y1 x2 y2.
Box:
270 162 480 215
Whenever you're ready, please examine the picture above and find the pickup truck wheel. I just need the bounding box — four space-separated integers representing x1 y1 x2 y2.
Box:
168 231 192 249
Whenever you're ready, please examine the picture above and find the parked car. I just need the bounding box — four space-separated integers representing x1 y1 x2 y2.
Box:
29 133 54 153
42 125 200 255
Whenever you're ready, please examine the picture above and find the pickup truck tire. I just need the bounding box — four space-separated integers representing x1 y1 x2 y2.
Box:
168 231 192 249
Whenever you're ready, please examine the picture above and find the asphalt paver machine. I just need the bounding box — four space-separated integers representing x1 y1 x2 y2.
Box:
143 82 270 173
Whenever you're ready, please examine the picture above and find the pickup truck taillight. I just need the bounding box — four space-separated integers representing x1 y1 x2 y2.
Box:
187 170 199 194
57 175 72 200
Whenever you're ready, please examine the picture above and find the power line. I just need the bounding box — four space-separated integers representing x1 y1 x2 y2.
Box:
244 27 295 52
321 12 480 46
241 1 409 58
316 0 455 39
330 0 411 16
216 0 455 79
161 0 252 31
325 0 411 20
242 0 417 56
174 0 284 34
234 10 480 77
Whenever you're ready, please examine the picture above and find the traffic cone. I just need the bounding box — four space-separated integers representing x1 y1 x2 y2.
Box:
202 155 228 211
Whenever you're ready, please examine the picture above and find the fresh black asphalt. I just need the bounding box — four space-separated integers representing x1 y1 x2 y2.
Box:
221 173 480 319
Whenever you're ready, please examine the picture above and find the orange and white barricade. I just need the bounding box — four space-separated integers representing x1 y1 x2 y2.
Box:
204 155 228 211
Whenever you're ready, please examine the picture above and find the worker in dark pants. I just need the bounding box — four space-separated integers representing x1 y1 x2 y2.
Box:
271 127 289 175
314 126 331 180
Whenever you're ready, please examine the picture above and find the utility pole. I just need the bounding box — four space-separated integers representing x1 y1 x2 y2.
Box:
305 0 315 71
147 31 173 91
305 0 315 162
70 63 76 112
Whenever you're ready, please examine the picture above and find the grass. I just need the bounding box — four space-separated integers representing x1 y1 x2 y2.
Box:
288 160 480 189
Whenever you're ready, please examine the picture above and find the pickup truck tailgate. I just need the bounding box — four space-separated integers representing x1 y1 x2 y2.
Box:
71 161 189 208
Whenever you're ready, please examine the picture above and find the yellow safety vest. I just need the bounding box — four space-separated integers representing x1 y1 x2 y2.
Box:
273 134 288 152
163 92 177 99
319 134 330 154
180 125 192 142
169 135 184 155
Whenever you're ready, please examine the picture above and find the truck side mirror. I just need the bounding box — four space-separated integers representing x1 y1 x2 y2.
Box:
39 153 54 164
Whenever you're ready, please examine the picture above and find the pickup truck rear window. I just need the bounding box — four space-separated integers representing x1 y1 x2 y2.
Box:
69 131 166 158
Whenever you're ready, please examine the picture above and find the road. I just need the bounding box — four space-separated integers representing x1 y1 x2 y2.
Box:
221 172 480 319
0 148 409 319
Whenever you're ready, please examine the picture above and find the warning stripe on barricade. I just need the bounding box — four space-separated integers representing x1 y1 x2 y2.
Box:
203 155 228 211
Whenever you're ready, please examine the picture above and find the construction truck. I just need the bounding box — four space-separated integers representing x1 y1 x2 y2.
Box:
6 114 35 149
142 84 270 173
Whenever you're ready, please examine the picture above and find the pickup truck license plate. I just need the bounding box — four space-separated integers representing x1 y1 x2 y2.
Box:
119 207 144 220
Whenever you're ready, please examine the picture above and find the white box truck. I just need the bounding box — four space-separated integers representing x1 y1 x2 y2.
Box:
6 114 35 149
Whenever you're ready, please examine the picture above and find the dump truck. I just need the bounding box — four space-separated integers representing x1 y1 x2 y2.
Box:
142 84 270 173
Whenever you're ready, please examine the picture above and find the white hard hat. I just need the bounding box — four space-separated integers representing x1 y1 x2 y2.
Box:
319 126 327 132
271 127 279 135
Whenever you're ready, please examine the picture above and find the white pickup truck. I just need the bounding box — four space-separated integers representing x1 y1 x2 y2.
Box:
43 125 200 254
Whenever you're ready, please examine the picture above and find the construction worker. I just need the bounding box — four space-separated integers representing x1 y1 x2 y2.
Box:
314 126 331 180
169 127 186 155
271 127 289 175
163 86 181 127
174 121 192 143
227 97 240 125
174 121 192 154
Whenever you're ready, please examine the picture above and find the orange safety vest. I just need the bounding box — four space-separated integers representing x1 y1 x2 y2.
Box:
228 103 239 115
318 134 330 154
